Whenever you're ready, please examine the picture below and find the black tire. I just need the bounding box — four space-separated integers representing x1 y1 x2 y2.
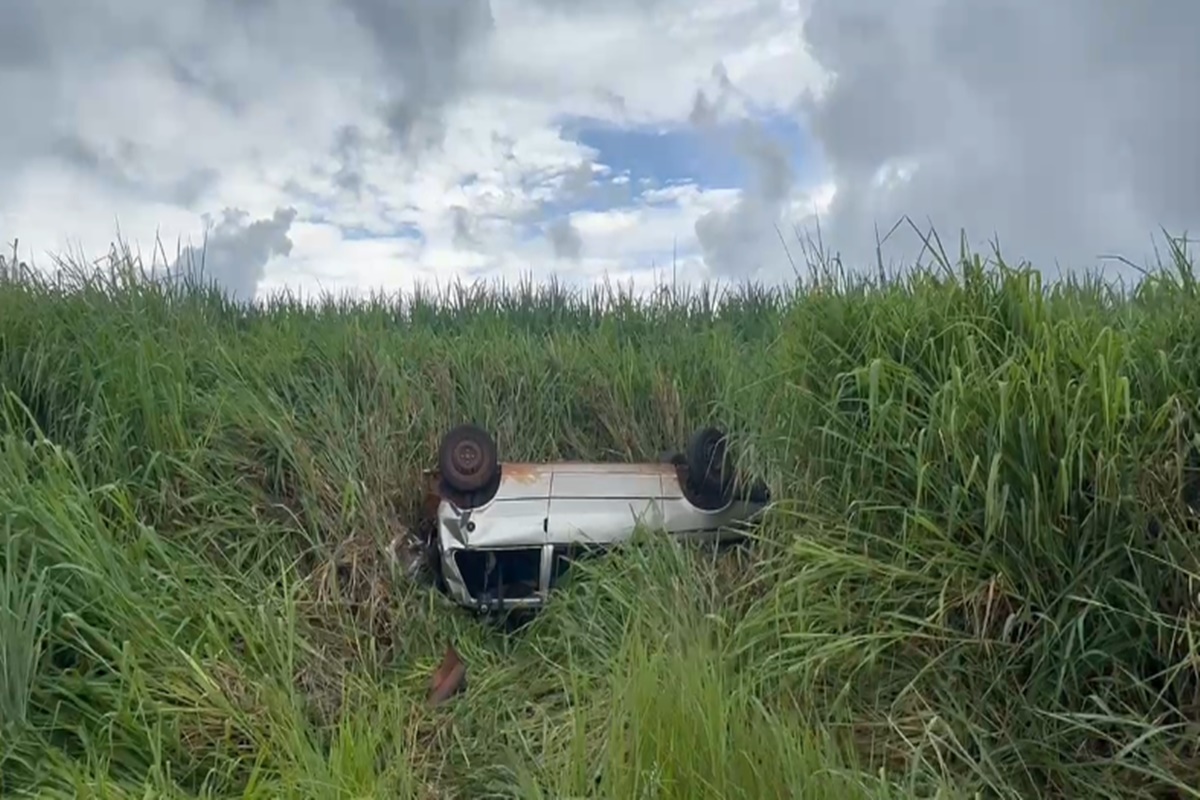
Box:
686 426 731 495
439 424 499 493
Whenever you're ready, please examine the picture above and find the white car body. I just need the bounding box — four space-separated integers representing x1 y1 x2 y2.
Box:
422 460 769 612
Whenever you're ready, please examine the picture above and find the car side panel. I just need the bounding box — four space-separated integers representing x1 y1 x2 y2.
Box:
491 464 555 501
440 497 550 549
658 497 760 541
658 467 755 539
545 471 666 545
548 471 664 499
545 497 667 545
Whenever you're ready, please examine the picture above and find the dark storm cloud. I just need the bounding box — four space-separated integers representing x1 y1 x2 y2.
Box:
171 207 298 304
331 125 366 196
547 217 583 261
694 120 795 277
343 0 494 150
1 0 502 300
51 136 219 207
0 0 499 168
450 206 478 248
165 54 244 114
688 63 736 127
0 3 47 69
686 62 796 278
797 0 1200 275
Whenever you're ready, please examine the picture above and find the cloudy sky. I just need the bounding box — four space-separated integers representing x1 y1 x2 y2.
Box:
1 0 1197 302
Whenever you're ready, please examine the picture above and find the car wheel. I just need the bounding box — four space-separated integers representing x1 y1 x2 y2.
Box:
439 424 499 493
686 426 732 496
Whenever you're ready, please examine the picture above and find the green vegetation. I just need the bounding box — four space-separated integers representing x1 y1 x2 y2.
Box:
2 233 1200 798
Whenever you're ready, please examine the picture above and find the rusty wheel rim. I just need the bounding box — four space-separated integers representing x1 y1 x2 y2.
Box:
451 440 483 477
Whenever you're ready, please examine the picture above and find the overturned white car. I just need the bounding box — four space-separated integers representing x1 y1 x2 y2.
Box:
418 424 771 613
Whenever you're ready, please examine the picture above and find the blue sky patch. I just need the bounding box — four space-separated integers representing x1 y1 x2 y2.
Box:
567 112 812 186
340 222 423 241
540 111 817 219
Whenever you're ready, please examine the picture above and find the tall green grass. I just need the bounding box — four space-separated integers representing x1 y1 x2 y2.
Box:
2 233 1199 797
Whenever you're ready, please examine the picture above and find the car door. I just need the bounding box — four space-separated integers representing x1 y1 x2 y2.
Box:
545 466 666 546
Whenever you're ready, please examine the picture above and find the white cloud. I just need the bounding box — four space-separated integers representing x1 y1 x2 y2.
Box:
257 224 429 300
481 1 817 125
0 0 829 303
4 3 825 299
8 1 1190 302
0 1 826 302
796 0 1200 277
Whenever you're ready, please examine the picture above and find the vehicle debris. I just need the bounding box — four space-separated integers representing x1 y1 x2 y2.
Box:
427 643 467 706
418 424 771 613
